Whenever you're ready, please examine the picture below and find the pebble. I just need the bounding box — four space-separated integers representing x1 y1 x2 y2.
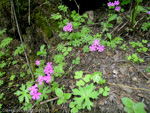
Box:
132 77 138 82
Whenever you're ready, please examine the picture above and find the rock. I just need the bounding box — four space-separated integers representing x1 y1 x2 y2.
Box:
132 77 138 82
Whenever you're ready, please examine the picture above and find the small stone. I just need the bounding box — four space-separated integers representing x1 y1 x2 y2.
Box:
132 77 137 82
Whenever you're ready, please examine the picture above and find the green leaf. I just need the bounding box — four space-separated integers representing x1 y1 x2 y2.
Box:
0 37 13 48
107 33 112 40
71 107 78 113
74 71 83 79
91 72 102 83
99 88 104 94
127 56 132 60
103 91 109 96
134 102 146 113
64 93 71 100
76 80 85 87
57 98 64 105
108 14 117 22
83 74 91 83
121 97 134 108
55 88 63 97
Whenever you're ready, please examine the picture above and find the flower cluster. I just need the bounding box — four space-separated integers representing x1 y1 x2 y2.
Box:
28 84 41 100
63 22 73 32
148 11 150 15
35 60 41 65
29 61 54 100
89 39 104 52
107 0 120 11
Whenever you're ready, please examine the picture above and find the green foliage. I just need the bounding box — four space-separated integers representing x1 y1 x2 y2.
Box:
130 40 148 52
83 45 90 53
120 44 128 50
37 86 51 102
54 54 65 64
99 86 110 96
71 83 99 111
0 37 13 48
101 14 117 33
141 22 150 31
0 61 6 69
106 36 123 48
37 44 47 57
72 57 80 65
55 88 71 105
120 0 130 5
51 13 62 20
76 80 85 87
127 53 144 63
14 84 32 103
0 28 6 36
146 66 150 72
0 71 5 77
121 97 146 113
74 71 83 79
54 63 65 77
57 43 65 52
58 5 68 13
14 44 24 56
83 74 91 83
0 80 4 87
91 72 105 84
20 72 25 77
10 74 15 80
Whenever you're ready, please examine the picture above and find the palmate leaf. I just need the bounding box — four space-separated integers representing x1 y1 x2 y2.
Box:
14 84 32 103
91 72 103 83
72 83 99 110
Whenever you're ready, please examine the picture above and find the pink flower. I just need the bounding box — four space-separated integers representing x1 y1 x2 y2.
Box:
35 60 41 65
92 39 100 45
148 11 150 15
107 2 112 7
38 75 44 85
115 6 120 11
43 75 52 84
44 62 54 75
63 22 73 32
114 0 120 5
97 45 104 52
28 84 38 91
89 44 97 51
31 92 41 100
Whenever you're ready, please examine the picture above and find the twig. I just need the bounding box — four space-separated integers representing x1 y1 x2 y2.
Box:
110 21 123 34
130 62 149 80
117 21 128 32
11 0 34 80
106 82 150 91
28 0 30 25
40 97 59 105
73 0 80 14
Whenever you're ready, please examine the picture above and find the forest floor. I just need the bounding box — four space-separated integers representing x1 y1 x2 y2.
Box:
1 1 150 113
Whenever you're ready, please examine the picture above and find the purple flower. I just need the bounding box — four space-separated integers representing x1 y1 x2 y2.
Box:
107 2 112 7
43 75 52 84
35 60 41 65
28 84 38 92
38 75 44 85
89 44 97 51
115 6 120 11
63 22 73 32
31 92 41 100
97 45 104 52
148 11 150 15
44 62 54 75
114 0 120 5
92 39 100 45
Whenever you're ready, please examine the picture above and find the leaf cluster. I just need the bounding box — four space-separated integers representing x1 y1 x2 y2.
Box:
121 97 146 113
